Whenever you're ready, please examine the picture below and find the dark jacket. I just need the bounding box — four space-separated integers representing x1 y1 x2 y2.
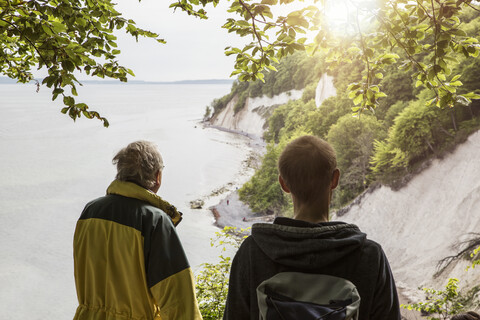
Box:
224 217 401 320
73 180 202 320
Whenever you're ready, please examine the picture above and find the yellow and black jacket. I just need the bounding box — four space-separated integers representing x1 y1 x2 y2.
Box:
73 180 202 320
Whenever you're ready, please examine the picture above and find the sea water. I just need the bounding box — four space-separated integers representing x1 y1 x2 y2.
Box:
0 83 250 319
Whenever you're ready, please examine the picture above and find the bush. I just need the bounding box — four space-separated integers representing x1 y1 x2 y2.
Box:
195 227 249 320
402 278 465 320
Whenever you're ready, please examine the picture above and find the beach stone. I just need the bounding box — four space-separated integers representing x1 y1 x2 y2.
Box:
190 199 205 209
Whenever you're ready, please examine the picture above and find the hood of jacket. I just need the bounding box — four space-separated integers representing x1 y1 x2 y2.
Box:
106 179 183 226
251 217 366 270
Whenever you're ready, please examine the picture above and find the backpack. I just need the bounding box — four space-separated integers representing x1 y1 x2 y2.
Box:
256 272 360 320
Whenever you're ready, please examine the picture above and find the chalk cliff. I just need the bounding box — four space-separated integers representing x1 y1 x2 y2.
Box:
335 130 480 299
210 89 302 138
210 74 337 138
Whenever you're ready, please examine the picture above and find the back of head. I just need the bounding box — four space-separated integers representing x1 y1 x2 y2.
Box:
278 135 337 203
451 312 480 320
112 141 163 190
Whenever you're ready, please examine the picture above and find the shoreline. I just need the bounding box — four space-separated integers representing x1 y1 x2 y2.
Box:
198 121 269 229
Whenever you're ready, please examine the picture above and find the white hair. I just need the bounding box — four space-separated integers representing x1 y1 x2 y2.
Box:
112 141 163 189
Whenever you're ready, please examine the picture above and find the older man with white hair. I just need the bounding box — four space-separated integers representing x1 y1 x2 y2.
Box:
73 140 202 320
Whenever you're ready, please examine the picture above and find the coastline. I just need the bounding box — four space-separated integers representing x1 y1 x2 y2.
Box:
197 121 270 230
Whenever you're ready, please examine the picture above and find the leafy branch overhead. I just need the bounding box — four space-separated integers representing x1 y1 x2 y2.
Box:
1 0 480 125
213 0 480 115
0 0 164 126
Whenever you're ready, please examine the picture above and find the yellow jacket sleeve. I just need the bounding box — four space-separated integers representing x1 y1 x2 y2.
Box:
150 268 202 320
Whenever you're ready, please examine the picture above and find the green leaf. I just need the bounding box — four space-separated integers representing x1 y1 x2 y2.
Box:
236 20 250 27
41 24 53 36
347 84 361 91
463 92 480 99
449 80 463 87
451 75 461 82
63 96 75 106
51 21 66 33
353 94 364 105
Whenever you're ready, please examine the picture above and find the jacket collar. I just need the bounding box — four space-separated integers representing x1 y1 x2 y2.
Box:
106 180 183 226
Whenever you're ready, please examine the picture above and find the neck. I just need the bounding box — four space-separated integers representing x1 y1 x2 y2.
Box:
292 194 330 224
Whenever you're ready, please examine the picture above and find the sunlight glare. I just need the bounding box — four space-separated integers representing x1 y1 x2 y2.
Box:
321 0 379 37
324 0 352 36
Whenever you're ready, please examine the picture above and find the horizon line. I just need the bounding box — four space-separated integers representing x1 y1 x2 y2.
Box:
0 77 235 85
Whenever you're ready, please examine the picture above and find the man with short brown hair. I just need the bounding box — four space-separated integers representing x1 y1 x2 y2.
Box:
224 135 401 320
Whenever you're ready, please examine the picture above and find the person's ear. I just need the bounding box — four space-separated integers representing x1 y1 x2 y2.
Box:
330 168 340 190
278 175 291 193
156 170 162 187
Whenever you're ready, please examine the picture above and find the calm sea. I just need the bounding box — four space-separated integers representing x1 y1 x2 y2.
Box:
0 83 251 319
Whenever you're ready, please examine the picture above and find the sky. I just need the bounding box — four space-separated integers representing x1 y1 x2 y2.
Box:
110 0 246 82
108 0 365 82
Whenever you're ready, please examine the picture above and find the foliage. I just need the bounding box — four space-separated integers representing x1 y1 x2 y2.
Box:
3 0 480 123
234 90 249 114
251 52 323 98
208 80 249 115
469 245 480 270
331 1 480 115
239 141 286 214
240 127 315 214
370 90 460 182
402 278 465 320
203 105 212 120
0 0 163 126
306 94 353 138
264 98 317 143
301 81 317 103
373 65 416 121
217 0 480 113
209 52 322 117
326 114 386 207
404 250 480 320
209 0 480 112
235 10 480 214
195 226 249 320
384 100 409 127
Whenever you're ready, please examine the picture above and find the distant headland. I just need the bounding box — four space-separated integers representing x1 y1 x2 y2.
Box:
0 77 234 85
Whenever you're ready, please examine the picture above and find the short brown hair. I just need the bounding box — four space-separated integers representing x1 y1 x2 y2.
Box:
278 135 337 203
112 141 163 190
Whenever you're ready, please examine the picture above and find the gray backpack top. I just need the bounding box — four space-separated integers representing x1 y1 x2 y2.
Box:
256 272 360 320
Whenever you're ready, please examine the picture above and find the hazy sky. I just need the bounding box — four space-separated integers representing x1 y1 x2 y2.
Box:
112 0 245 82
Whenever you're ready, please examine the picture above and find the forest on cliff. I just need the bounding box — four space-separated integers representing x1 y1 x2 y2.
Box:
208 7 480 216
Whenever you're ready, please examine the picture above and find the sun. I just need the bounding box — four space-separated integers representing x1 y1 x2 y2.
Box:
320 0 378 37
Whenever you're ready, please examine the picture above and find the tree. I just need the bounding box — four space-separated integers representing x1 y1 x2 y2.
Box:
238 141 286 213
2 0 480 125
0 0 162 126
327 114 386 207
214 0 480 113
370 91 455 181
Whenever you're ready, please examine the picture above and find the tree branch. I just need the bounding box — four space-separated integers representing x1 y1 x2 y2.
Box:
0 17 50 67
238 0 265 54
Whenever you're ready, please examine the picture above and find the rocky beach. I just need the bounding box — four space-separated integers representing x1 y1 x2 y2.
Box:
191 123 269 230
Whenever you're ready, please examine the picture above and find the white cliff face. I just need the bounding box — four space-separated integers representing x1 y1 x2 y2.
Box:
210 74 338 137
210 89 303 138
315 73 337 107
335 130 480 296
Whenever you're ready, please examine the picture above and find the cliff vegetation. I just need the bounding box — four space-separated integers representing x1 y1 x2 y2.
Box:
211 7 480 215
